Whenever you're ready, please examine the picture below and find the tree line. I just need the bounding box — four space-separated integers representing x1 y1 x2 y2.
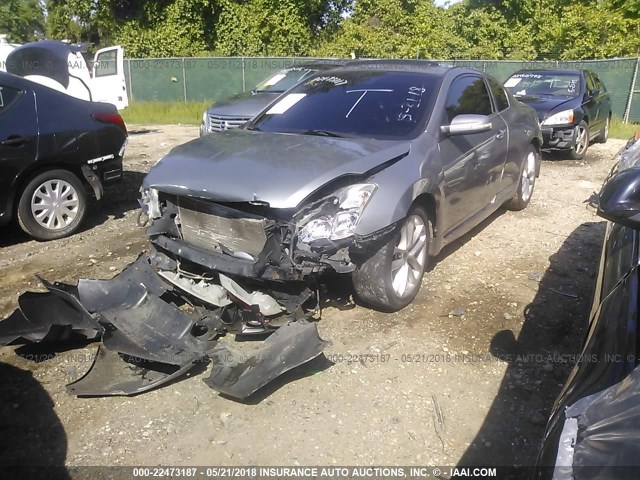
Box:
2 0 639 60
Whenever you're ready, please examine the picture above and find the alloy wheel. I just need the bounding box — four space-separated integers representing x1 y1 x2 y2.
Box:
391 215 428 297
575 125 588 155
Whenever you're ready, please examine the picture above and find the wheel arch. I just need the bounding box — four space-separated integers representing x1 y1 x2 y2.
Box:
530 138 542 177
410 191 440 255
12 163 86 218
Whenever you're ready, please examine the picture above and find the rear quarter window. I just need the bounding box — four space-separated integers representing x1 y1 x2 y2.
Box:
487 77 509 112
0 85 22 113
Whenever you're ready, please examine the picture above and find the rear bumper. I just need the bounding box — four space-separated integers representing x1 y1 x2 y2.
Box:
92 156 123 185
82 156 123 200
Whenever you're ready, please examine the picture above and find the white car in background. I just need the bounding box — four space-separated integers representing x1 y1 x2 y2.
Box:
0 35 128 110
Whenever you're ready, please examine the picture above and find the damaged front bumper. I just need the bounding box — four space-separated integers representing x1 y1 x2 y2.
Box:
0 255 329 400
541 126 578 150
141 191 398 283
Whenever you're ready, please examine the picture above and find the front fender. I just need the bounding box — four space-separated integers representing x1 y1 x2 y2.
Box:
354 138 443 237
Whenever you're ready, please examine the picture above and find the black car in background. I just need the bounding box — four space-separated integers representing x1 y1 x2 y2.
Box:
504 69 611 159
200 61 348 136
536 138 640 478
0 71 128 240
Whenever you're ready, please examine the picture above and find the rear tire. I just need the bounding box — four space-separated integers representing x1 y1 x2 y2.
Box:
569 121 589 160
17 169 87 241
597 116 610 144
352 205 430 312
504 146 539 211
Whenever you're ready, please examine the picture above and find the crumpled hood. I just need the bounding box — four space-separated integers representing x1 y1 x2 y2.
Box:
206 92 280 118
144 129 409 209
515 95 577 122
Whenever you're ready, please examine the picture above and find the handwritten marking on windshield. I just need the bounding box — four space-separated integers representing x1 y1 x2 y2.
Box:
344 89 395 119
398 86 426 122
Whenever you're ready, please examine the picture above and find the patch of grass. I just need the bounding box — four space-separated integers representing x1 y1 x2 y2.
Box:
610 117 639 140
121 101 210 126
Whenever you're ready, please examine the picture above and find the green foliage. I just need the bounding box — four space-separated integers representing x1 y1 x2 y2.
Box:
0 0 45 42
39 0 640 60
116 0 216 57
214 0 312 56
537 0 640 59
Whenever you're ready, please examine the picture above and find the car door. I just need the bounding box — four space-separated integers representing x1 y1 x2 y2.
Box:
439 74 508 236
594 72 611 125
583 72 603 136
92 46 129 110
0 81 38 221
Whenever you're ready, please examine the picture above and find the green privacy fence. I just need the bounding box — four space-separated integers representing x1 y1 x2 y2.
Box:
123 56 640 122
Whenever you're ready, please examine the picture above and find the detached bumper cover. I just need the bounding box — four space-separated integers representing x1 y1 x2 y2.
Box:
0 255 328 400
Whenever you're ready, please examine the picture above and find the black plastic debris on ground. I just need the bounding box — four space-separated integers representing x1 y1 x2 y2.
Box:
0 255 329 400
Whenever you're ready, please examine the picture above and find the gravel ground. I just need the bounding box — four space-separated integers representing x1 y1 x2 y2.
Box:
0 126 626 470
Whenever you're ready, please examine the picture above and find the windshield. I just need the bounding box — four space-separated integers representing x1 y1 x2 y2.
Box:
254 67 318 93
250 70 441 140
504 71 581 98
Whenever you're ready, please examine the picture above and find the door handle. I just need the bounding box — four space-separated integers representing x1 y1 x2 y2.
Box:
496 129 506 140
1 136 31 147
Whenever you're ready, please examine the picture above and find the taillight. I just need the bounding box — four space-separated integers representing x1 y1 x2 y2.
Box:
92 111 128 135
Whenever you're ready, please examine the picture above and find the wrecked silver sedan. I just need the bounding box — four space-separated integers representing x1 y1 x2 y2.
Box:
141 61 542 311
0 61 541 399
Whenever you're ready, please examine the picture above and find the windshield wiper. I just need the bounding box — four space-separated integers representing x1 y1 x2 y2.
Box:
298 129 344 138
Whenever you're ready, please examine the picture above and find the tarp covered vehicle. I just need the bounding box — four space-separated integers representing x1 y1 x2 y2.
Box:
535 136 640 478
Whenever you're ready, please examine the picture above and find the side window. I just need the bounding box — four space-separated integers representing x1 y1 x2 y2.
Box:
585 73 596 94
593 73 606 92
0 85 22 113
445 76 493 123
487 77 509 112
95 49 117 77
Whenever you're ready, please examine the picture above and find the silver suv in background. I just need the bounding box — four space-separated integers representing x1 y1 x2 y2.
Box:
200 61 348 136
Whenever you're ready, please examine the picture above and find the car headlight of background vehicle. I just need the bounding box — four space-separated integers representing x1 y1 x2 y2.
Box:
297 183 377 243
201 112 209 130
541 109 575 126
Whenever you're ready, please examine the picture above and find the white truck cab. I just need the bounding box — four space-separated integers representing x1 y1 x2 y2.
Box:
0 36 128 110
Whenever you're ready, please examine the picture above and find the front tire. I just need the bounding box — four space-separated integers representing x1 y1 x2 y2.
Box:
352 205 430 312
17 169 87 241
504 146 539 211
569 121 589 160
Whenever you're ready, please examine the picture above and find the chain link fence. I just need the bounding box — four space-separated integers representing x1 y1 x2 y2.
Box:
123 56 640 122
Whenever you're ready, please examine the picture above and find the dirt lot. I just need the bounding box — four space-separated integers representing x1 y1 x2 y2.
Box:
0 127 626 470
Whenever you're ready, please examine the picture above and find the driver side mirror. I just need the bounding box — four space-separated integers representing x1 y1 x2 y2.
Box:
441 114 492 136
598 167 640 229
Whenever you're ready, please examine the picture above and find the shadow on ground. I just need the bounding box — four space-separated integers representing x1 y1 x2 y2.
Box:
456 221 606 469
0 362 70 479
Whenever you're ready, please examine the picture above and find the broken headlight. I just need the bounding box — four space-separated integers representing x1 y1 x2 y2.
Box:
297 183 377 243
139 187 161 219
